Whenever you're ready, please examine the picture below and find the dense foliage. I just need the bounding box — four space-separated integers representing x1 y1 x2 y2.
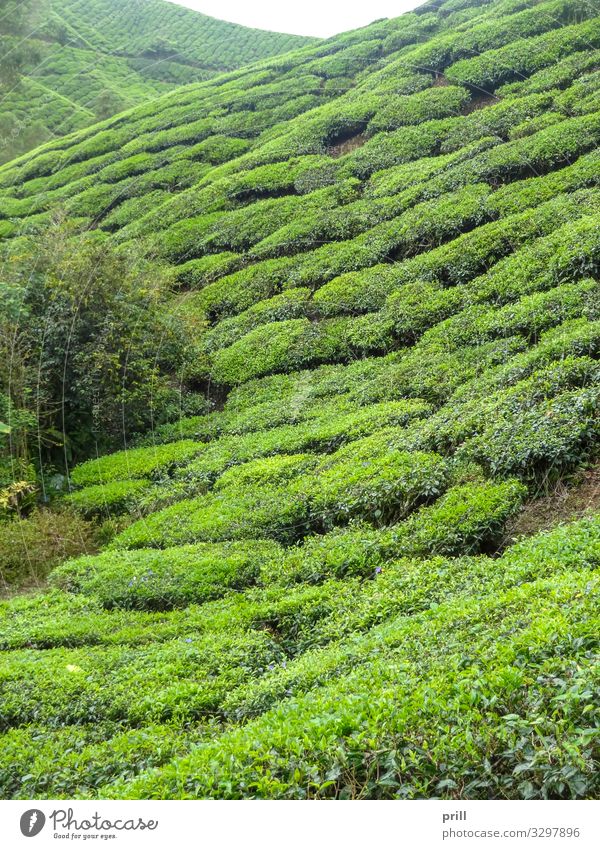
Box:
0 221 203 503
0 0 599 801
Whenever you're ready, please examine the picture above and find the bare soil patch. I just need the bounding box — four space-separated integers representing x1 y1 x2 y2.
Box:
504 463 600 543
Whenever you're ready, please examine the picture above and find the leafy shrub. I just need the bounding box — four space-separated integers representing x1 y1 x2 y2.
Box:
203 289 312 353
155 399 431 498
368 85 470 133
312 187 599 317
269 478 526 584
111 443 447 549
70 441 203 487
446 17 600 91
51 540 282 610
0 225 197 472
0 629 286 729
3 0 600 803
64 479 152 517
460 387 600 481
111 567 600 799
0 722 208 801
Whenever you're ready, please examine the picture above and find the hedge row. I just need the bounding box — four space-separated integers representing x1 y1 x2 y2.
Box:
70 440 204 487
111 445 448 549
111 565 599 798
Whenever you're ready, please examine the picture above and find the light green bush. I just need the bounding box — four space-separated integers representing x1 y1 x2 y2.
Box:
65 479 152 517
51 540 282 610
70 440 204 486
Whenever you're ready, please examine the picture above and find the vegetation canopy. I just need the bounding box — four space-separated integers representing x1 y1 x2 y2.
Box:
0 0 599 802
0 0 313 163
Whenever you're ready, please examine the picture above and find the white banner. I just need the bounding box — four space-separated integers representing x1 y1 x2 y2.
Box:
0 800 598 849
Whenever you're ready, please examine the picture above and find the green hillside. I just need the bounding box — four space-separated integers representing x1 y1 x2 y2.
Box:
0 0 314 164
1 0 600 800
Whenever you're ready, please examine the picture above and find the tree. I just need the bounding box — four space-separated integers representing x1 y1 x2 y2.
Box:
0 218 200 481
145 37 177 58
92 89 127 121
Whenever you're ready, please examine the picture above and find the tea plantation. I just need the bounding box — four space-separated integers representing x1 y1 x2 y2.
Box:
0 0 600 799
0 0 313 163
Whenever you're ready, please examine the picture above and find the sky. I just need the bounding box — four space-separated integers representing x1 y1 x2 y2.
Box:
164 0 424 38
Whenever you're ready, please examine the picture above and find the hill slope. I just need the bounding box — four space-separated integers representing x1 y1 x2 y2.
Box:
0 0 314 164
1 0 600 800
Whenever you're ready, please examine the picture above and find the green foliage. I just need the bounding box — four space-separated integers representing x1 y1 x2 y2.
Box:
2 0 600 803
461 387 600 480
0 0 312 162
0 723 209 800
51 540 282 610
111 446 447 549
368 85 470 132
64 479 152 517
0 223 199 475
0 2 40 91
446 17 600 92
71 441 203 487
109 566 600 799
0 509 96 590
0 629 286 729
269 478 526 585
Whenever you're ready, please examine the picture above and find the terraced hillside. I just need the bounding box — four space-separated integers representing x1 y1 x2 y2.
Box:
1 0 600 800
0 0 313 164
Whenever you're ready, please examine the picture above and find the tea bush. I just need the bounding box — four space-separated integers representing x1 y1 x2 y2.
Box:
111 446 447 549
0 0 313 163
51 540 282 610
112 568 600 799
70 441 204 487
64 480 152 518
